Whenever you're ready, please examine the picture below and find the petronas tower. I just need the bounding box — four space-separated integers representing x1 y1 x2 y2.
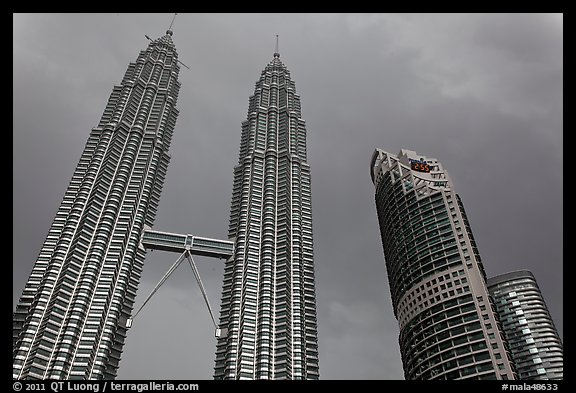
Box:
13 30 182 379
13 25 319 381
213 49 320 379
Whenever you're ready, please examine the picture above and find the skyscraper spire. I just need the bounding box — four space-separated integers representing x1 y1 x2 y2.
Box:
167 13 177 35
274 34 280 58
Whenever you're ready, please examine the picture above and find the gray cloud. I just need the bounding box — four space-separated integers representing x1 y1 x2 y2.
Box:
13 13 562 379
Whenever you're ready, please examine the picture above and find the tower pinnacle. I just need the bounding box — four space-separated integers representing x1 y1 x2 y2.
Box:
167 13 177 36
274 34 280 58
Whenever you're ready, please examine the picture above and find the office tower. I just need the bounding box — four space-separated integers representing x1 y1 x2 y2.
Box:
214 49 319 380
488 271 563 379
370 148 517 380
13 30 182 379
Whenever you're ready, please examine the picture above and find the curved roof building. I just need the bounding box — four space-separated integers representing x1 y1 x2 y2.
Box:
370 148 517 380
488 271 563 380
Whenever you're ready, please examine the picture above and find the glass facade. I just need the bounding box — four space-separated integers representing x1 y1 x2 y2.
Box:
370 148 517 380
214 52 319 380
488 271 563 379
13 31 181 379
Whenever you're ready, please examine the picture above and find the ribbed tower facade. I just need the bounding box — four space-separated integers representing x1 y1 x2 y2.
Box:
13 30 181 379
488 271 563 379
370 148 517 380
214 51 319 379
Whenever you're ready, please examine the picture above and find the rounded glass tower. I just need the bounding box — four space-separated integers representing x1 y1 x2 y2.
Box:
488 271 563 379
371 148 516 380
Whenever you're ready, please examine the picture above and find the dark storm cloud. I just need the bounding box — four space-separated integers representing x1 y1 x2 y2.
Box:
13 13 562 379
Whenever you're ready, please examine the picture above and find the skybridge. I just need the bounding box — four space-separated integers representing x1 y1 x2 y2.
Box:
140 228 234 259
128 226 234 338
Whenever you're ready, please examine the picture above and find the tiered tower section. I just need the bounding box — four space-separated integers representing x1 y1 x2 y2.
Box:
13 30 181 380
214 51 319 380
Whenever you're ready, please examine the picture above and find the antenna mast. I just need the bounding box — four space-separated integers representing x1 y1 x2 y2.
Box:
145 14 190 70
168 13 177 31
274 34 280 58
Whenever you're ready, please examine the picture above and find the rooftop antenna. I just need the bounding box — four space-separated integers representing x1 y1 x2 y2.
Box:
144 14 190 70
274 34 280 58
167 13 190 69
168 13 177 33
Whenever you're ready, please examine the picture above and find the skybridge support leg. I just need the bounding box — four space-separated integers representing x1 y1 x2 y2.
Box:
127 249 226 338
127 251 188 327
185 251 218 329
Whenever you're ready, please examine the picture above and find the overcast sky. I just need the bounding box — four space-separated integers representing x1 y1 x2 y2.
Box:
13 13 562 380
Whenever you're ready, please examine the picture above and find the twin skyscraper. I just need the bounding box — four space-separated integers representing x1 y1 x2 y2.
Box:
13 27 318 381
13 25 561 380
